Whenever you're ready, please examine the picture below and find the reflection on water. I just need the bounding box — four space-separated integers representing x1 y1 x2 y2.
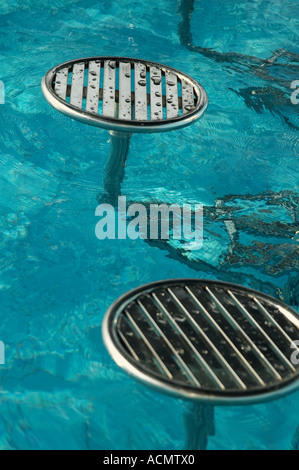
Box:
177 0 299 130
135 189 299 306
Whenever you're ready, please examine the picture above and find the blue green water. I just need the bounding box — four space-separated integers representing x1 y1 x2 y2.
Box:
0 0 298 450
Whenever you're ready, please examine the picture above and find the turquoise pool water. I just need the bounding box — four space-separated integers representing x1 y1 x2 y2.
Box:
0 0 298 450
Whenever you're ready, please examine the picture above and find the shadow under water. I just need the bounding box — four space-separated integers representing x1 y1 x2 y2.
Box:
177 0 299 130
127 190 299 306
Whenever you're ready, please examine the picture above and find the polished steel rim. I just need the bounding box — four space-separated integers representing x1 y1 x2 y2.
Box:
102 279 299 405
41 56 208 133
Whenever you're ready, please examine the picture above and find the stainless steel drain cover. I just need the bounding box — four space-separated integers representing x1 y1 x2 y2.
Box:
41 57 208 133
102 279 299 404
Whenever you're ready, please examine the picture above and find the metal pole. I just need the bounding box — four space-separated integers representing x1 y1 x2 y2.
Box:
100 130 131 206
184 402 215 450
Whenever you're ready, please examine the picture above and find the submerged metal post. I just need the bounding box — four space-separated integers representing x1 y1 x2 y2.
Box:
184 402 215 450
103 279 299 450
102 131 131 206
42 56 208 207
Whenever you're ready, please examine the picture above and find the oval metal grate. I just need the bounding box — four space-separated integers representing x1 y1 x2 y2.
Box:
42 57 208 133
102 279 299 404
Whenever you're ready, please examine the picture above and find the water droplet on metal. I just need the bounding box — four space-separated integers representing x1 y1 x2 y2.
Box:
156 102 162 107
138 80 146 87
125 98 130 103
125 72 130 78
155 91 161 97
151 77 161 85
156 312 167 324
140 71 146 79
185 105 194 111
174 315 186 322
108 61 116 69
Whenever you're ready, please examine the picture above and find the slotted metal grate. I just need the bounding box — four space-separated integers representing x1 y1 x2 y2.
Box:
103 279 299 405
42 57 208 133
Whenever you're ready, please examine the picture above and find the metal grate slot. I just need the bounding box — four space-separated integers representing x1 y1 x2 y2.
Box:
103 60 116 118
70 62 85 108
181 79 195 114
103 279 299 404
165 71 179 118
150 66 163 120
205 287 282 385
118 61 132 120
185 285 271 389
152 290 226 390
118 315 143 363
134 62 148 121
258 298 299 333
254 297 299 340
54 67 69 100
229 292 296 374
136 298 200 386
192 286 269 387
86 60 101 114
125 305 173 380
207 288 290 380
168 286 247 390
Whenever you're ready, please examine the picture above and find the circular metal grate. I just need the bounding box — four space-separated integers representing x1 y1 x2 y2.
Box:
41 57 208 133
103 279 299 404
